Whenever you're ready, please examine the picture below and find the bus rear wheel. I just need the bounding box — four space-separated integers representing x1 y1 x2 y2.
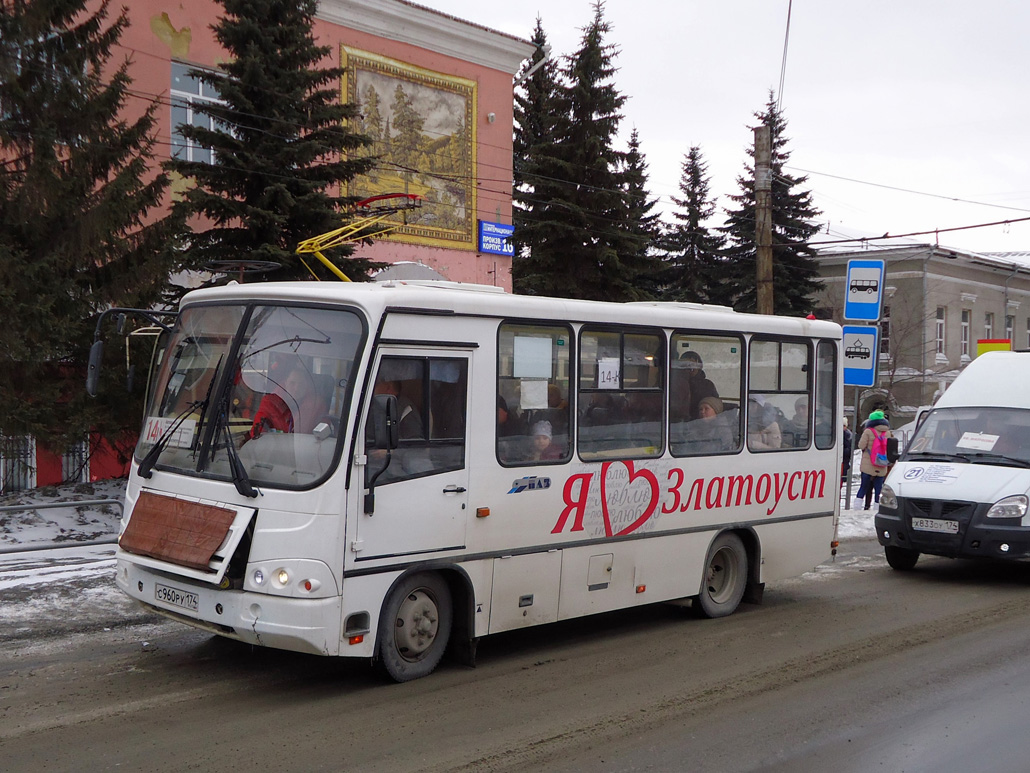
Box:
696 532 748 619
884 546 920 571
376 572 452 682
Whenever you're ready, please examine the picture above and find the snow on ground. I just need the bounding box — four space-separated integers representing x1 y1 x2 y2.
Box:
0 477 127 549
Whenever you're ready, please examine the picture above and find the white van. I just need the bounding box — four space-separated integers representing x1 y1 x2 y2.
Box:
875 351 1030 570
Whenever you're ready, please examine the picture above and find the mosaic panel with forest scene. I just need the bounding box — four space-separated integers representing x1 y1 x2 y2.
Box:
342 47 477 249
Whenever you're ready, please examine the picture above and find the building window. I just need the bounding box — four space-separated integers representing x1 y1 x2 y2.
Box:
961 309 970 357
985 312 994 341
936 307 946 355
879 305 891 358
1006 315 1014 343
171 62 224 164
61 437 90 484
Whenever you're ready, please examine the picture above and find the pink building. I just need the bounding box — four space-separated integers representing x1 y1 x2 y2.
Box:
119 0 534 289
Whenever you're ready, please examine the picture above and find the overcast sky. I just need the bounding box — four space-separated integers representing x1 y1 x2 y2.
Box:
423 0 1030 255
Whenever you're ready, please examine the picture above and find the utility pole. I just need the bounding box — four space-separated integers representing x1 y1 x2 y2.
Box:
754 125 774 315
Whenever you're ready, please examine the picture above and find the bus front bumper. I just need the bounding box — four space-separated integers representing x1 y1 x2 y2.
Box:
116 558 349 657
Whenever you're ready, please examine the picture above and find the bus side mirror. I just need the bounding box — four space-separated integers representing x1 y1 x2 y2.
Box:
887 436 900 463
371 394 399 450
86 340 104 397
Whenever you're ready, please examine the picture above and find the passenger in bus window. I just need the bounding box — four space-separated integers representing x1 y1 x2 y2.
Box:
247 363 328 439
748 398 782 450
686 396 734 454
528 420 563 462
781 397 810 447
679 351 719 418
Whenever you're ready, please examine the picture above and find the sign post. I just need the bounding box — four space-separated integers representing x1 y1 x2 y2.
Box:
842 258 886 508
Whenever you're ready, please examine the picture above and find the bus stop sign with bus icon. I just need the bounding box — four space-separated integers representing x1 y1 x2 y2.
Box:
843 325 879 386
844 259 885 322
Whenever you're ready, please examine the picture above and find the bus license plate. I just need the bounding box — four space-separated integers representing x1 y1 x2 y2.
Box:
155 583 199 612
912 517 959 534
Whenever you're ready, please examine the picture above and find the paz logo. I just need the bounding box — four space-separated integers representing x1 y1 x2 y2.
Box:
508 476 551 494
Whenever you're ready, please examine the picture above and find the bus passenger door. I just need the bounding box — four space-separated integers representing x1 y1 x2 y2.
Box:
354 349 471 560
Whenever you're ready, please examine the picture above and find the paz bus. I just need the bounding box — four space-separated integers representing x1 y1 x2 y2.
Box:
99 280 842 682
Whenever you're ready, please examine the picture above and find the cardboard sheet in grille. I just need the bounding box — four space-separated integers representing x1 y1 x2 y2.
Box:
120 492 236 571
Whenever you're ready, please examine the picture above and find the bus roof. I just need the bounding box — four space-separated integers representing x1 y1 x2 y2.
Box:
934 351 1030 409
180 280 842 338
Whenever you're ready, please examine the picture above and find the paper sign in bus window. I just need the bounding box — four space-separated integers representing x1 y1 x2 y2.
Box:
513 336 552 379
597 357 620 389
956 431 999 452
520 378 548 410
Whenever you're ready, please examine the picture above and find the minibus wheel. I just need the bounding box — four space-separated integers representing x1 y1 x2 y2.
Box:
376 572 453 682
884 546 919 571
696 532 748 619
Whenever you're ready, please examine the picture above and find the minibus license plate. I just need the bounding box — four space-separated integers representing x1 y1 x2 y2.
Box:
912 517 959 534
155 583 198 612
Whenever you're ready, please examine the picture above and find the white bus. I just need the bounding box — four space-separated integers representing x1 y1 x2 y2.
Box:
108 280 842 681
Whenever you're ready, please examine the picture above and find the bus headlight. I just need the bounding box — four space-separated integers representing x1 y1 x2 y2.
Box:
986 495 1028 519
879 484 897 510
245 559 338 597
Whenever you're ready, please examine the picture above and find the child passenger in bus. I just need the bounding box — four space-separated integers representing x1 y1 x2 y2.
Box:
528 420 563 462
686 396 734 454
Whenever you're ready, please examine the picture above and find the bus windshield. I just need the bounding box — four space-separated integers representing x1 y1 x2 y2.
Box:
906 406 1030 466
135 303 365 488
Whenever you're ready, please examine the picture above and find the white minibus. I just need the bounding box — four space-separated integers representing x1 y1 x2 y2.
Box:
104 281 842 681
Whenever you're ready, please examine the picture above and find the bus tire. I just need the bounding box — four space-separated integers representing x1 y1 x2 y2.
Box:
695 532 748 619
376 572 452 682
884 546 919 571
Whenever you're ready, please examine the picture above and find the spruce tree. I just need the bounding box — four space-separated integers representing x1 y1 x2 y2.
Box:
620 128 661 299
515 2 645 302
511 17 565 294
0 0 185 451
661 145 726 304
720 93 823 315
166 0 377 284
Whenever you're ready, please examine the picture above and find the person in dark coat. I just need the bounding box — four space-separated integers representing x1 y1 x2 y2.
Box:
841 416 853 488
679 351 719 419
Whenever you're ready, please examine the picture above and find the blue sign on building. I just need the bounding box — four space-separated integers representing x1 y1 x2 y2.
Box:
478 220 515 256
844 259 885 321
842 324 880 387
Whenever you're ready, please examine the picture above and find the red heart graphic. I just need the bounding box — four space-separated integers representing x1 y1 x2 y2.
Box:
600 460 660 537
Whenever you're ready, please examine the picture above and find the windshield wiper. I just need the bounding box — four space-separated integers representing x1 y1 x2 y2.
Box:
905 451 972 463
967 452 1030 469
215 408 258 498
137 400 206 479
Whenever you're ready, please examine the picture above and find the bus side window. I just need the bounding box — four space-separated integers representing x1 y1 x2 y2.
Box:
814 341 837 449
366 356 467 485
496 322 572 466
669 333 743 457
747 338 812 452
578 327 664 460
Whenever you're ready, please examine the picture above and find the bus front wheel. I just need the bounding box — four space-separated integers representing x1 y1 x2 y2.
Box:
695 532 748 619
376 572 453 682
884 546 920 571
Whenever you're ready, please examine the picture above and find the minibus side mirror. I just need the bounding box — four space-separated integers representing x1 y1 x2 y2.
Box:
371 394 399 450
887 436 900 463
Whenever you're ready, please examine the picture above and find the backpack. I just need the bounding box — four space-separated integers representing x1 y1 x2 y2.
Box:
870 429 889 468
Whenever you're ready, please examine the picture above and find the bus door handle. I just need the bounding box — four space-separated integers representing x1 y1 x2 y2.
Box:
443 485 467 494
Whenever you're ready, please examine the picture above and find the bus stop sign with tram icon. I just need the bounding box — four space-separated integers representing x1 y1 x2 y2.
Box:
843 325 880 386
844 259 885 322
